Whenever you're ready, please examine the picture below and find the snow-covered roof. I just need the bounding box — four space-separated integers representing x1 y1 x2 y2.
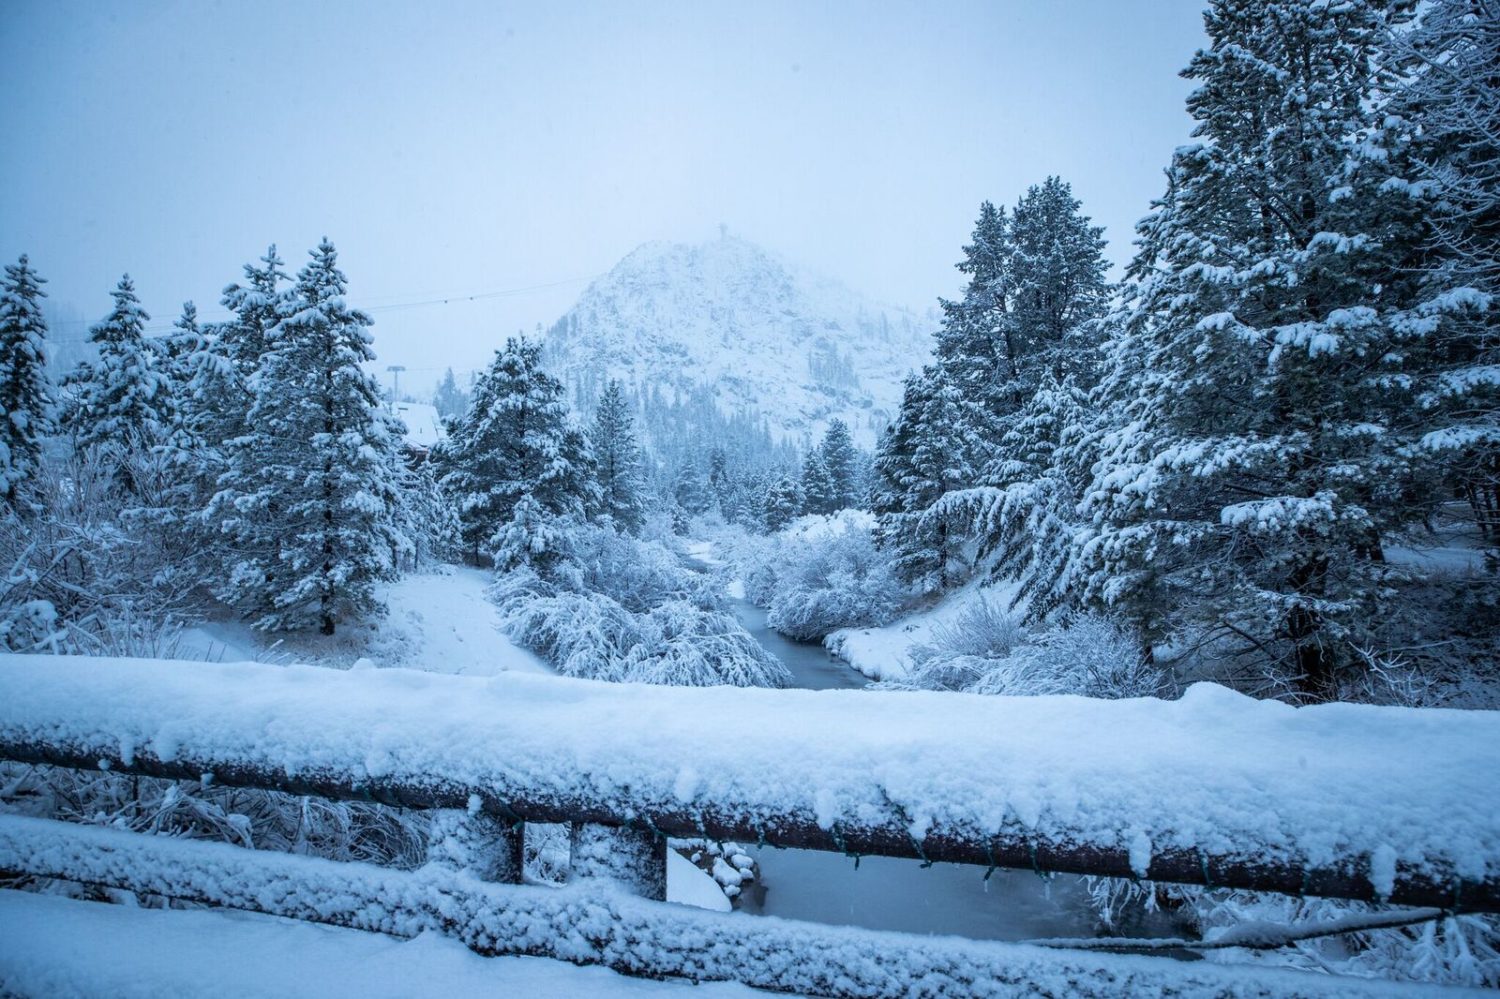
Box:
393 402 444 448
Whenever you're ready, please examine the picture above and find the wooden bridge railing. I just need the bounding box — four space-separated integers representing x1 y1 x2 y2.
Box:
1 653 1497 996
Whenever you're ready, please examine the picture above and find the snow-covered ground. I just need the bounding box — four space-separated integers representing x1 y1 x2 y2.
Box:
176 567 548 676
374 566 548 676
0 889 756 998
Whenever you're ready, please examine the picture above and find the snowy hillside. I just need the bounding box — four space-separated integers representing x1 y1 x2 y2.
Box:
542 235 935 447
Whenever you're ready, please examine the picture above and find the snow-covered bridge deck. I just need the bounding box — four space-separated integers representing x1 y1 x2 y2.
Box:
0 654 1497 996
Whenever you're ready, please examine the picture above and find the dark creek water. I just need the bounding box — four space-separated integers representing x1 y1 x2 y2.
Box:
712 568 1094 941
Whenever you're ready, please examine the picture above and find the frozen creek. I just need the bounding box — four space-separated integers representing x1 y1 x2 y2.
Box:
722 587 1096 942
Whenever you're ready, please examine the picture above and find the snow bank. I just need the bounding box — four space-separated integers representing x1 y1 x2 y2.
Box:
0 819 1457 998
1 654 1497 907
826 580 1017 682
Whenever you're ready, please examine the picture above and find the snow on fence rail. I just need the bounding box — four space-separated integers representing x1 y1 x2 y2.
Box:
2 654 1498 914
0 814 1448 999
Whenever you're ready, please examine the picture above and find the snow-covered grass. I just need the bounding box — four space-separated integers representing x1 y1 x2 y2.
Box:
373 566 548 676
171 567 548 676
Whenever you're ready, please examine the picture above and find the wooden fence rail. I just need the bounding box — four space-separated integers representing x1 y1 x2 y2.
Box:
2 654 1497 914
0 814 1460 999
4 734 1495 912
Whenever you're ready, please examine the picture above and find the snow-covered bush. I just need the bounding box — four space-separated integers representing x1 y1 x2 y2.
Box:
0 450 202 655
621 600 786 686
899 604 1167 700
903 594 1026 692
559 522 715 612
970 614 1166 699
492 524 788 688
763 519 904 641
1 763 431 887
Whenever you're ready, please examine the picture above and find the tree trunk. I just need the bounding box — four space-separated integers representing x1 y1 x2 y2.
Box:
1287 556 1334 702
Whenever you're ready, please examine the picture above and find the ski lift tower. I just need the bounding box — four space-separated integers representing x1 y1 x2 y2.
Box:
386 365 406 412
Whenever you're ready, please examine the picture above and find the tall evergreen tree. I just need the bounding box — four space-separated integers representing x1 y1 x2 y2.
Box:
762 473 804 532
591 378 646 533
155 301 202 447
1383 0 1500 545
872 369 975 590
817 418 860 510
1005 177 1111 385
209 239 407 634
0 255 55 502
432 366 470 421
1073 0 1444 698
218 245 289 383
433 335 596 563
924 178 1113 609
800 448 835 515
63 275 170 487
934 201 1013 439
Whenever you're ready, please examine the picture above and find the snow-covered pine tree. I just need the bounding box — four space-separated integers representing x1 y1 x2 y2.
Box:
121 302 210 543
872 368 976 591
1382 0 1500 545
210 239 407 634
673 462 710 516
1074 0 1439 698
591 379 647 533
925 177 1113 615
432 366 470 421
934 201 1013 438
62 275 170 490
432 334 596 564
218 245 289 383
800 448 835 516
156 302 203 448
871 200 1021 590
1005 177 1111 385
818 418 860 511
0 255 55 503
762 473 803 532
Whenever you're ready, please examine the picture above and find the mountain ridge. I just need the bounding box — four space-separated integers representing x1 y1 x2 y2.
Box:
542 234 936 448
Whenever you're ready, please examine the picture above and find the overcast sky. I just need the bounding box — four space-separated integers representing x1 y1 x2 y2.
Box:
2 0 1209 390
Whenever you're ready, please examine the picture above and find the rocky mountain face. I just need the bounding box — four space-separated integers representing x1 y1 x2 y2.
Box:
542 235 935 448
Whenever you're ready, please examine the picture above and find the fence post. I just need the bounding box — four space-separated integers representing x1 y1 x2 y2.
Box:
428 809 524 883
569 822 667 900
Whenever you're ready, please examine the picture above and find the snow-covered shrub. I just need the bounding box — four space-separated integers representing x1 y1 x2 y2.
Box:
0 450 203 655
620 600 787 686
897 605 1167 700
561 523 715 612
492 524 788 687
903 594 1026 692
970 614 1166 698
764 521 904 641
1 763 431 883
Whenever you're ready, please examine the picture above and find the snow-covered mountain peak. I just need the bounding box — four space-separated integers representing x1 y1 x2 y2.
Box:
543 235 935 448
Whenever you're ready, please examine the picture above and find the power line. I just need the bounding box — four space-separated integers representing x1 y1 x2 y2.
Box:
45 271 603 336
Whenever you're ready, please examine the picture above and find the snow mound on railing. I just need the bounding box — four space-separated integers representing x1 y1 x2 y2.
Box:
0 654 1497 889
